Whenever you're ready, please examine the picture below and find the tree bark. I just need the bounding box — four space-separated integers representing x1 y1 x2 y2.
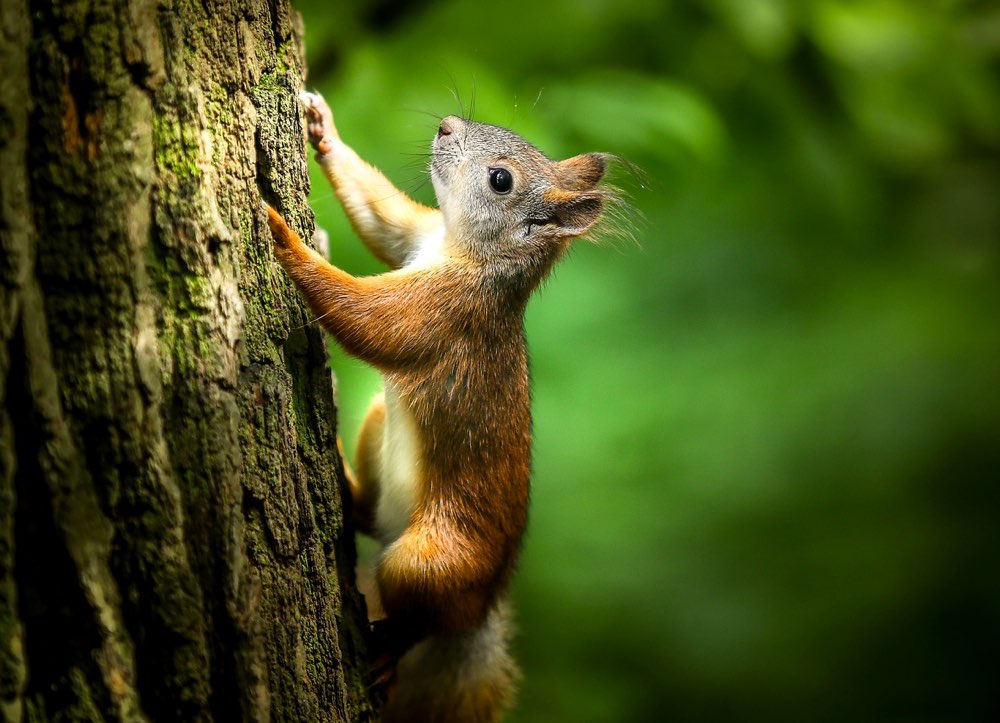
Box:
0 0 375 720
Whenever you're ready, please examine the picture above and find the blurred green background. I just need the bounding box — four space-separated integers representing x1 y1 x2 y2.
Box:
293 1 1000 720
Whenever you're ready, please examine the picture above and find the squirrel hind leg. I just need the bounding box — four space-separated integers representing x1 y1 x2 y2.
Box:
381 602 519 723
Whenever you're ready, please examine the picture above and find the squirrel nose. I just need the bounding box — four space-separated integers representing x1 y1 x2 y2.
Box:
437 118 456 137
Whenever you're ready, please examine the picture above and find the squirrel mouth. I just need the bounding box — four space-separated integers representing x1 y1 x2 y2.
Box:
430 146 462 185
428 152 453 199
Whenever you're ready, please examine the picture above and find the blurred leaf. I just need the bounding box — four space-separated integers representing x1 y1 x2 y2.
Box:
811 0 933 70
544 71 727 164
707 0 797 59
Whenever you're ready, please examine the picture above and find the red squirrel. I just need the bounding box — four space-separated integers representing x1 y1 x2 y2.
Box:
265 91 615 723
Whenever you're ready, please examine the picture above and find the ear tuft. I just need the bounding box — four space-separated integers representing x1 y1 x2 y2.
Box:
555 153 606 191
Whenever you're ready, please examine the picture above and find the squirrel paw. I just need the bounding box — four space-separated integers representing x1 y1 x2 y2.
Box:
366 627 400 702
367 650 399 700
366 617 418 699
298 90 337 155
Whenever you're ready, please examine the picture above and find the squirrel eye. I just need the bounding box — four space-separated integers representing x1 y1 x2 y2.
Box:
488 167 513 194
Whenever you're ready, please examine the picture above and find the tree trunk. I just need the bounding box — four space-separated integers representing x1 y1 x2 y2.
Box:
0 0 375 720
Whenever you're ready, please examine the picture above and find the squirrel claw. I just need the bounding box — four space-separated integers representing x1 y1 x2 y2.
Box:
299 90 337 155
366 617 419 699
367 651 399 699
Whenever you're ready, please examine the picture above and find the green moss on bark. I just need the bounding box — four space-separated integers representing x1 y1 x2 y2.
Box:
0 0 375 720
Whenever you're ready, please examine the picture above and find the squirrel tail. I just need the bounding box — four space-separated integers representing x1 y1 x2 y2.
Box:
381 601 520 723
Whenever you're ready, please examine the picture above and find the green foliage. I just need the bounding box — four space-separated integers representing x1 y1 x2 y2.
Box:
296 1 1000 720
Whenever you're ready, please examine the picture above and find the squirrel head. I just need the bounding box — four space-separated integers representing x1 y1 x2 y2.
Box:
430 116 612 286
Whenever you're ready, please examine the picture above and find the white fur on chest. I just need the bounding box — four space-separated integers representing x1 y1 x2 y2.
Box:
374 384 423 544
405 224 447 268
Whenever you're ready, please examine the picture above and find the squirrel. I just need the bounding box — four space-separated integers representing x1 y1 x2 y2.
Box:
264 90 616 723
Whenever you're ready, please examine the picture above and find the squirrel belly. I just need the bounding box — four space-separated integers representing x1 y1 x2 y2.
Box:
266 90 615 723
373 384 423 546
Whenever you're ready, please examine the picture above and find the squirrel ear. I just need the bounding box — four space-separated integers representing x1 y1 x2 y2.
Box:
544 189 606 238
555 153 606 191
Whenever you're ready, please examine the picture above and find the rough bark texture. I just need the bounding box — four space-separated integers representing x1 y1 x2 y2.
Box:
0 0 375 720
